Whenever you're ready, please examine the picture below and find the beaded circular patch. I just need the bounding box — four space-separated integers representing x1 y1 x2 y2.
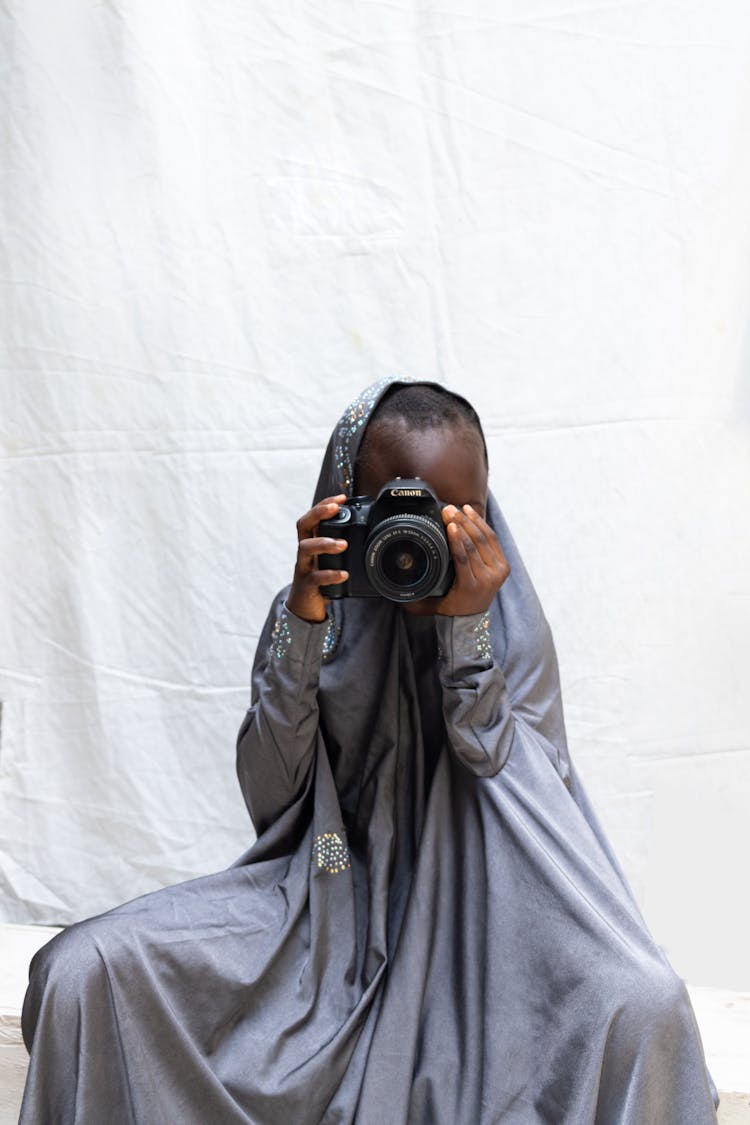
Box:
311 831 351 875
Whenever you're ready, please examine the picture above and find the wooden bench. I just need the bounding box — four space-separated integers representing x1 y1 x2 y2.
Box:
1 923 748 1123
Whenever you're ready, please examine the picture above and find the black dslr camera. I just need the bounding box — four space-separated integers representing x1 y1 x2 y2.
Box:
318 478 454 602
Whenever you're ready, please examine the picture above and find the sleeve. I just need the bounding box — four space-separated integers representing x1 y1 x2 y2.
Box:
236 595 329 835
435 609 514 778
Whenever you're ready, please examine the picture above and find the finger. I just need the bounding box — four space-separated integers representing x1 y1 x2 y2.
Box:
296 495 347 540
297 496 346 539
310 568 349 587
448 503 506 570
298 537 348 557
458 504 505 570
447 520 480 583
295 537 347 578
443 508 483 580
460 505 511 589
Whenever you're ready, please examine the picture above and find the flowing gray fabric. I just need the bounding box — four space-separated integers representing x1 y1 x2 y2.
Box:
20 378 718 1124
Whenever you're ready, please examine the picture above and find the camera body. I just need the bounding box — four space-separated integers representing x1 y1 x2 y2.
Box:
318 478 454 602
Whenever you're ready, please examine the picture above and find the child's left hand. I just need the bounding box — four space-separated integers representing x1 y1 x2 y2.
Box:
405 505 510 617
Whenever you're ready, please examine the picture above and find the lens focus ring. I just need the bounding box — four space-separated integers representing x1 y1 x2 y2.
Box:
365 514 451 601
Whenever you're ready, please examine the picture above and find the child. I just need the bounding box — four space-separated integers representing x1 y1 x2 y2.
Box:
21 378 717 1123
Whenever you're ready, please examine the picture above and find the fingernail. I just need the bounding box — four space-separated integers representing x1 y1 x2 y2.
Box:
336 540 347 548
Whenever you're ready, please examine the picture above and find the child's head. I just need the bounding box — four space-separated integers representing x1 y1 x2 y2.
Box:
354 384 489 516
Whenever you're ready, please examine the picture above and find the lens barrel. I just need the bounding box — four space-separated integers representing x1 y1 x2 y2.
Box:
365 514 451 601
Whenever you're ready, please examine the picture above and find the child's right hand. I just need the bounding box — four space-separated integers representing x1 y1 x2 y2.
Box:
286 495 349 623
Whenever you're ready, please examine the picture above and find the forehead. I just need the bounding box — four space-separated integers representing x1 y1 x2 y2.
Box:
356 422 488 506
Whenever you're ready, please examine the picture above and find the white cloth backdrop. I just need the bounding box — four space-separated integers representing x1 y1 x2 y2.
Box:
1 0 749 991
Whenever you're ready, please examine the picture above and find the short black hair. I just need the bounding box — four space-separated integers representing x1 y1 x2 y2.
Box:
355 383 487 491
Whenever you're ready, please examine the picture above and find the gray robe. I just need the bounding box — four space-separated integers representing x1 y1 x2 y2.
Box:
20 378 718 1124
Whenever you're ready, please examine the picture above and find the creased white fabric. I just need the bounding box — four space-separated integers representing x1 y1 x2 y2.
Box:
1 0 749 991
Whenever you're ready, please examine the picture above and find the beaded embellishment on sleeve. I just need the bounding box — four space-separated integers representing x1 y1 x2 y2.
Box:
473 610 492 661
333 376 414 494
312 830 351 874
321 615 338 662
269 608 292 660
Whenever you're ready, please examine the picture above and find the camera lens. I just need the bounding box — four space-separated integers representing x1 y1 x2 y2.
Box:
381 541 428 587
365 515 452 601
